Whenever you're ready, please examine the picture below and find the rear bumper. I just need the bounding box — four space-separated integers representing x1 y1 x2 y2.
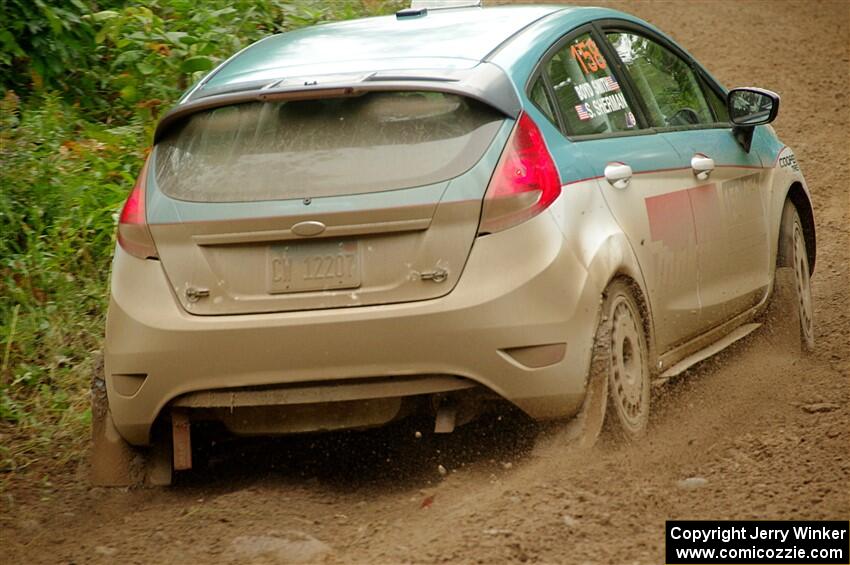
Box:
105 212 602 445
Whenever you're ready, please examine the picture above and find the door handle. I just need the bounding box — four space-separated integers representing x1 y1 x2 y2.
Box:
691 154 715 181
604 162 633 190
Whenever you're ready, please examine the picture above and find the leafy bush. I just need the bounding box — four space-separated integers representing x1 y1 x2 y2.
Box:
0 90 148 471
0 0 107 101
2 0 404 118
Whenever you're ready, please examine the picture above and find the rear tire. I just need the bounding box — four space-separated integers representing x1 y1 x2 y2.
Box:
602 280 651 440
772 200 815 353
567 279 650 446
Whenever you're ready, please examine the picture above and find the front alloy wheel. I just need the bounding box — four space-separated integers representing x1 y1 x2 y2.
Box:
775 200 815 353
791 221 815 349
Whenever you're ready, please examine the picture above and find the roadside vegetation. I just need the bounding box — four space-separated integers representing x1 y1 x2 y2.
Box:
0 0 403 480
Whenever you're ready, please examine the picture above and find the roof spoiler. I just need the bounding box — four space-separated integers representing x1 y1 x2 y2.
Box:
153 63 520 144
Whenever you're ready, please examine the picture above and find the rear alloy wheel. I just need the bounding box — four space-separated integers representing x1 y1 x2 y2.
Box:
605 283 651 439
568 280 650 446
773 200 815 352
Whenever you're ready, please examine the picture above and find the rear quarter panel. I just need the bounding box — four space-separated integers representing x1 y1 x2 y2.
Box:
520 99 657 364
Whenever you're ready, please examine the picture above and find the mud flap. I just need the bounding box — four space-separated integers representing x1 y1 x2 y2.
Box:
559 303 613 448
562 369 608 449
90 355 174 487
171 410 192 471
434 403 457 434
145 422 174 486
90 360 144 486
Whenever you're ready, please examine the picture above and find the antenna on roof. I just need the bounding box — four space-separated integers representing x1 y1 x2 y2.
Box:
411 0 482 10
397 1 482 19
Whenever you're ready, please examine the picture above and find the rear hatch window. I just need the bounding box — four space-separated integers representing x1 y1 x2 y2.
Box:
146 92 512 315
154 91 503 202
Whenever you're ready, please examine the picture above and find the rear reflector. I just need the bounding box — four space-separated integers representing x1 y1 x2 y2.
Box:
478 112 561 234
501 342 567 369
117 156 158 259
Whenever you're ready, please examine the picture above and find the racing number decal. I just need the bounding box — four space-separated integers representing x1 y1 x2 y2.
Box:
559 32 634 129
570 38 607 75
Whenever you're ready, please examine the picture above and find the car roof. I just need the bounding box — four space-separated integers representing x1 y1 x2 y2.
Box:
198 5 571 93
162 4 671 141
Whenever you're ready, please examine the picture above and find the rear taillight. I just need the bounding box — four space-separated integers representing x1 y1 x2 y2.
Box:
117 156 158 259
478 112 561 234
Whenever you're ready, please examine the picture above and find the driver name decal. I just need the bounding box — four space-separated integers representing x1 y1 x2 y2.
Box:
566 38 634 126
573 91 630 121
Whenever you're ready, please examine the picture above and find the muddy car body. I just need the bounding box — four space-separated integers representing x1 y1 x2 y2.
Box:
94 4 816 484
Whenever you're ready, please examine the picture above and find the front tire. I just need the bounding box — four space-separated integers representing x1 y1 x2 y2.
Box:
774 200 815 352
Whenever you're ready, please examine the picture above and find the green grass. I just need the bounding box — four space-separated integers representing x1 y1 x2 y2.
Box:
0 92 148 475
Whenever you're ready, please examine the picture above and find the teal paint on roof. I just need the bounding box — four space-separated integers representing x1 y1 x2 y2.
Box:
201 5 564 90
489 7 644 87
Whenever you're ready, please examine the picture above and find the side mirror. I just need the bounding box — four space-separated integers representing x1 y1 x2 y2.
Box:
727 87 780 126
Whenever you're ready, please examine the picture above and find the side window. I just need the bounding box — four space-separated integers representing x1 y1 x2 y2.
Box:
703 80 729 122
543 31 638 136
606 32 714 127
530 77 557 125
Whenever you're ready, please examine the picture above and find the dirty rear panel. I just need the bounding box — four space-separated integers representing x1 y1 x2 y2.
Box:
146 92 512 315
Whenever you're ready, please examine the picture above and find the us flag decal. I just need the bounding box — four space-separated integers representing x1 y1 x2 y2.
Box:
575 103 591 120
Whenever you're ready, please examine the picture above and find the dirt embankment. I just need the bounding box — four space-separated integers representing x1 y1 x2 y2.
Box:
2 1 848 563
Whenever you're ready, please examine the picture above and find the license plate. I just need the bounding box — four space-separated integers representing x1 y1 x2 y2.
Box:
268 240 360 294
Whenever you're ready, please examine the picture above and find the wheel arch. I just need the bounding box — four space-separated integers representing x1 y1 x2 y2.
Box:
784 181 816 274
582 231 657 372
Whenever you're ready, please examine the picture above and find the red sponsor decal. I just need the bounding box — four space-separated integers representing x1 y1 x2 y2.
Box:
645 184 723 248
686 184 721 244
644 190 695 250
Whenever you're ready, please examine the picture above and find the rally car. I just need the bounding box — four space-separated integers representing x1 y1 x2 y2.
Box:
92 3 816 485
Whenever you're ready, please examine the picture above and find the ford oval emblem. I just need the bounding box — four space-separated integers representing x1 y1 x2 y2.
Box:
291 220 326 237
